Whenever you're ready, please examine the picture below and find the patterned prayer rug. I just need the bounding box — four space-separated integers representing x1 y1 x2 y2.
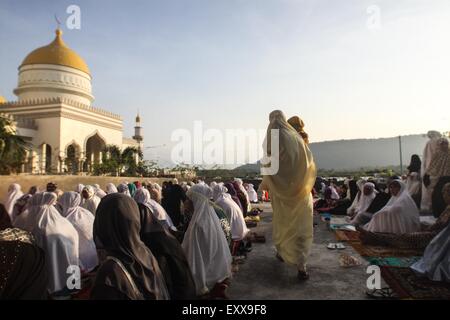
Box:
349 241 424 257
380 266 450 300
367 256 421 267
334 230 360 242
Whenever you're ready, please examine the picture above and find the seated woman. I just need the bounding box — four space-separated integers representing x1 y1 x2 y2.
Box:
134 188 176 231
224 182 244 212
135 194 196 300
29 192 80 296
59 191 98 273
346 180 366 217
349 182 378 226
0 228 48 299
358 183 450 250
91 193 169 300
213 184 251 255
411 220 450 282
81 186 101 215
181 184 232 299
363 180 421 234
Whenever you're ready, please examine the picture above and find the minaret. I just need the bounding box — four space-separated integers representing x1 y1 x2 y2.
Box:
133 111 143 149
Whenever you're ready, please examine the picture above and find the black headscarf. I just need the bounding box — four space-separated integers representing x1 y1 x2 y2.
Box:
0 204 12 230
92 193 169 300
224 183 244 212
137 203 196 300
0 229 48 300
407 154 422 173
348 180 358 202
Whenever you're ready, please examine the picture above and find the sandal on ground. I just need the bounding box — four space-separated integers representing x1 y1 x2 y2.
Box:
366 287 396 300
327 243 337 250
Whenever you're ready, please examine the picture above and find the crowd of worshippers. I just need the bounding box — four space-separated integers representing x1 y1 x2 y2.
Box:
313 132 450 282
0 177 264 300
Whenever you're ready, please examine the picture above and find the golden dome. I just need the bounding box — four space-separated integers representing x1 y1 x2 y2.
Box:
0 96 6 103
20 29 90 75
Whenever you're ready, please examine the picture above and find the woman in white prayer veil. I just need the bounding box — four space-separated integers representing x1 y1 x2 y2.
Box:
213 184 249 241
364 180 421 234
75 184 85 194
4 183 24 220
105 183 118 194
182 184 232 296
93 184 107 199
234 178 250 209
117 183 131 196
81 185 101 215
30 192 80 294
134 188 177 231
13 191 44 232
259 110 316 280
347 179 366 217
60 191 98 273
421 131 443 213
246 184 258 203
349 182 378 226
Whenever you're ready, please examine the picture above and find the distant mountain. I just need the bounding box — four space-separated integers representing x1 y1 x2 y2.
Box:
235 134 429 172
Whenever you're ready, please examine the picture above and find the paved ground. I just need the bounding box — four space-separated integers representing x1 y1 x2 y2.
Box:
228 202 379 300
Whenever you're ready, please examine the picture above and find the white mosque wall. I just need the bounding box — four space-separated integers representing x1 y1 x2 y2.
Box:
14 64 93 105
59 116 123 154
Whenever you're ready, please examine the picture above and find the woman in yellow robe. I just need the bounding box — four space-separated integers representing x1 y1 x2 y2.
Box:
259 110 316 280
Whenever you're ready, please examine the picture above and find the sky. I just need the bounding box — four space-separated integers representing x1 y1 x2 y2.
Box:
0 0 449 167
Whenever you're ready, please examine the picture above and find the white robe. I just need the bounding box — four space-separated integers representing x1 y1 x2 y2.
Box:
134 188 176 231
4 183 24 220
364 180 421 234
81 194 101 215
105 183 118 194
213 184 249 241
246 184 258 203
350 182 377 223
182 184 232 295
30 192 80 294
60 191 98 272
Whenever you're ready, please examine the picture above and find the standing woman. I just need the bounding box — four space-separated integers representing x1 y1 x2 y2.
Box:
420 131 443 213
91 193 169 300
259 110 316 280
423 138 450 210
406 154 422 208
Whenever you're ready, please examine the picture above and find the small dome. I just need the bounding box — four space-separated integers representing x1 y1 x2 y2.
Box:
0 96 6 103
20 29 90 75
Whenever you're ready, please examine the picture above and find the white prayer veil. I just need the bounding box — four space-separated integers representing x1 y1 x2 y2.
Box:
134 188 176 231
181 184 232 295
213 184 249 241
364 180 421 234
60 191 98 272
4 183 24 219
31 192 80 294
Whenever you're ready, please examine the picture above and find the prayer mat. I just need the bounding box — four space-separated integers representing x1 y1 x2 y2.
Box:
380 266 450 300
367 256 421 267
349 241 424 257
334 229 360 242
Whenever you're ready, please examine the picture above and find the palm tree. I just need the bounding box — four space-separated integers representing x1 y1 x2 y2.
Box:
0 115 29 174
96 145 144 176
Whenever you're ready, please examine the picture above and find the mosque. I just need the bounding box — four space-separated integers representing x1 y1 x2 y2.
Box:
0 28 143 174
